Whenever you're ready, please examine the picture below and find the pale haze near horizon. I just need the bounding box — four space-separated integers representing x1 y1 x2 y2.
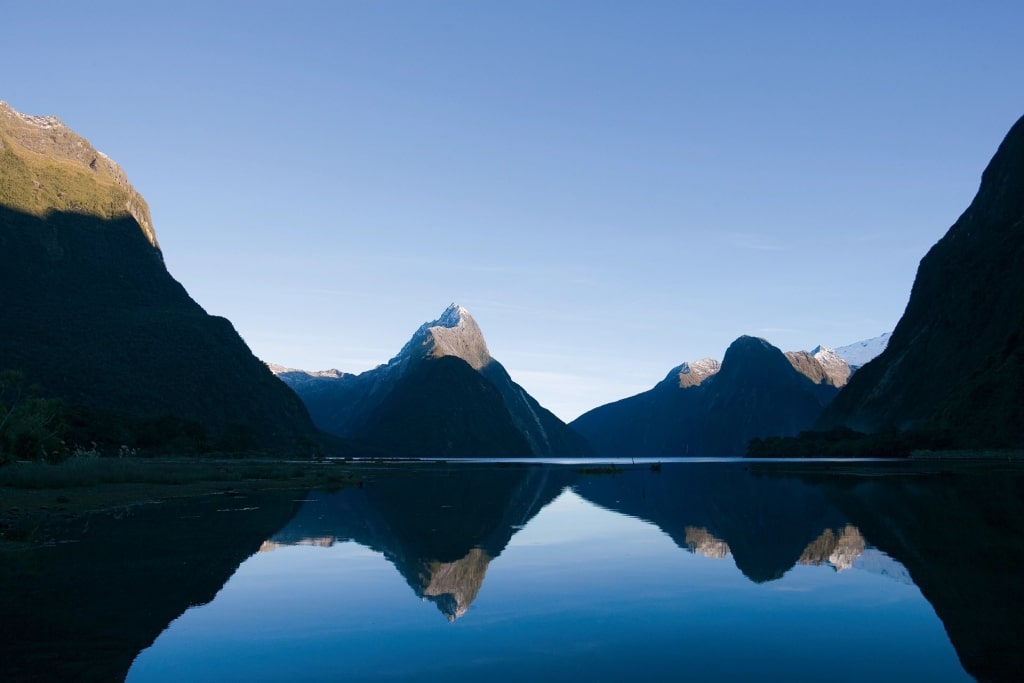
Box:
3 2 1023 421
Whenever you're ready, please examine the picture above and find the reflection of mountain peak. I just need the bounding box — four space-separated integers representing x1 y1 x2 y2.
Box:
259 537 339 552
418 547 492 622
684 526 731 559
266 467 570 622
799 525 866 572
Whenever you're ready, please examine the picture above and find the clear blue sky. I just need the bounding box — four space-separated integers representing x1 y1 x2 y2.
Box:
4 1 1023 421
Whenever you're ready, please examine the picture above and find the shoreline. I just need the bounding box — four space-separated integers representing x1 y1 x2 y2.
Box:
0 457 361 549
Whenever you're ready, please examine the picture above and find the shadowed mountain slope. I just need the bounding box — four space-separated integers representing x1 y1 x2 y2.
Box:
572 336 844 457
0 102 319 452
820 113 1024 447
276 304 590 457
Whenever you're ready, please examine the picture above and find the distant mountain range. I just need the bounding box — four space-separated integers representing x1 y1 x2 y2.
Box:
570 334 878 458
0 101 321 455
273 304 591 458
4 95 1019 458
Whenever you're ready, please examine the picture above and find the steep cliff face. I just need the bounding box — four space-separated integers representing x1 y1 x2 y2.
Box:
821 114 1024 447
571 336 841 457
0 102 319 452
277 304 590 457
0 102 156 246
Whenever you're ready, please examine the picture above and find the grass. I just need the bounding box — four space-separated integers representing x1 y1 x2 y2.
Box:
0 124 155 245
576 464 623 475
910 449 1024 460
0 455 361 545
0 456 331 489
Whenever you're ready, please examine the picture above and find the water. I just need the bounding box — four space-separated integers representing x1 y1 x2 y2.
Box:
5 461 1024 682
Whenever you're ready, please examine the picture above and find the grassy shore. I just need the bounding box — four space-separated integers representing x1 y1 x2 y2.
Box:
0 456 360 546
910 449 1024 460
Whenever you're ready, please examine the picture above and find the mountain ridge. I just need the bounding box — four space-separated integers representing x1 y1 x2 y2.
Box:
820 112 1024 445
0 102 321 455
571 334 848 457
275 303 590 457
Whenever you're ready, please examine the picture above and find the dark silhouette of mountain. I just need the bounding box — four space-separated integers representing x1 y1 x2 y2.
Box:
359 356 534 458
268 465 568 620
0 102 321 453
820 113 1024 448
276 304 591 457
0 491 302 683
805 465 1024 683
571 336 843 457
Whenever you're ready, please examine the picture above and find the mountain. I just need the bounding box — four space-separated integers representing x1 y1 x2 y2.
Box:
275 304 591 457
809 345 853 386
820 113 1024 447
571 336 848 457
832 333 891 371
0 101 320 454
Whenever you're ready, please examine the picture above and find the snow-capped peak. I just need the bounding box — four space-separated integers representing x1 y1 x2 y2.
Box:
390 303 492 371
434 302 470 329
809 346 852 387
834 332 891 370
672 358 721 388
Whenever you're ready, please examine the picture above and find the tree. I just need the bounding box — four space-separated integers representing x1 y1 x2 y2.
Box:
0 370 67 464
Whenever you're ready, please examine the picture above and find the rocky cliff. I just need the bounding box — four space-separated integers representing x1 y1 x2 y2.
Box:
820 113 1024 447
0 102 320 453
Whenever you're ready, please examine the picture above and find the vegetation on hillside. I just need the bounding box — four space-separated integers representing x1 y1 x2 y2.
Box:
0 143 142 226
0 370 66 464
747 426 957 459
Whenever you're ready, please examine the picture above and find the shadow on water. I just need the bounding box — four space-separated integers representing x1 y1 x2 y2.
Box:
795 463 1024 683
574 461 1024 682
3 461 1023 682
0 490 304 683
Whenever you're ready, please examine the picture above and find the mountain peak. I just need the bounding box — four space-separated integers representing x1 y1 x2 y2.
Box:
725 335 776 356
673 358 721 388
391 304 492 371
0 101 157 248
434 302 471 328
833 332 891 370
808 346 852 387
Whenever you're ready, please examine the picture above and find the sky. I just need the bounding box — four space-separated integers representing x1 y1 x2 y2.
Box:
4 1 1024 421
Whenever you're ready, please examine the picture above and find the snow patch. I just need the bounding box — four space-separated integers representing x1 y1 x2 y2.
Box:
834 332 891 369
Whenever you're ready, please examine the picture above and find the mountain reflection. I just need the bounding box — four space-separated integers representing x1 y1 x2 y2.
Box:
266 463 901 615
684 526 731 559
0 490 303 683
267 465 568 620
17 462 1016 683
572 462 850 583
799 524 865 572
259 461 1024 681
685 523 879 575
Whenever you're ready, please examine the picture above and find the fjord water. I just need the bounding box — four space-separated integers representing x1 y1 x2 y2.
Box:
117 458 1015 683
5 462 1022 682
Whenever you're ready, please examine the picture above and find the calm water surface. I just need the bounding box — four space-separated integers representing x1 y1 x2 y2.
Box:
5 461 1023 682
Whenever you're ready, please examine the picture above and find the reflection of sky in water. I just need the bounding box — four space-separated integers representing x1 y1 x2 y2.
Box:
128 489 969 682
